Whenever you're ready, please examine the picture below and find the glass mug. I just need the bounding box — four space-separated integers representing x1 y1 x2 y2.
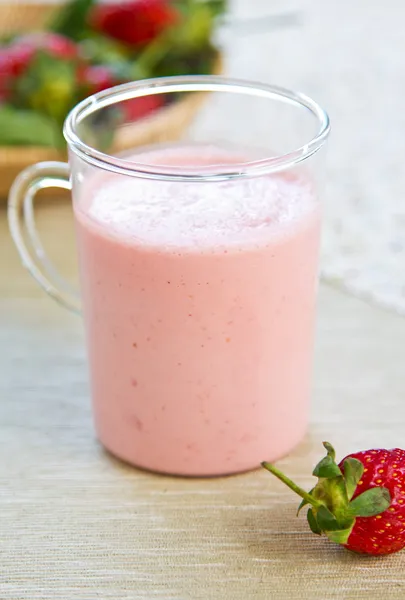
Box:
8 76 330 476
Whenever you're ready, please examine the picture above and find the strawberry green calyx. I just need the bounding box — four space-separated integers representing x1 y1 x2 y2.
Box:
262 442 391 545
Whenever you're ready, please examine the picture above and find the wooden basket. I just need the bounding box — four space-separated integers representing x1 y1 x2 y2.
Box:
0 2 222 197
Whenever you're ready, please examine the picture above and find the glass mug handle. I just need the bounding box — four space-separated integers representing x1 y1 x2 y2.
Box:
8 161 81 314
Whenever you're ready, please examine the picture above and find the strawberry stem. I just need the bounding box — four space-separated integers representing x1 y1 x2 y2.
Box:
261 462 322 509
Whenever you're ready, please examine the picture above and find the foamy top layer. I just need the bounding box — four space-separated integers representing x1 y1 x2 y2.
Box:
78 146 317 249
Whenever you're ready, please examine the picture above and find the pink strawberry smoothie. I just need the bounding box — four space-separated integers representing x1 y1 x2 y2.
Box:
73 145 321 476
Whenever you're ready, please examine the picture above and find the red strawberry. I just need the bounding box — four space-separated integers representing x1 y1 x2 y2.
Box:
0 45 33 97
13 33 78 61
78 64 117 95
262 442 405 556
0 33 78 97
90 0 179 47
0 45 33 79
77 66 164 122
122 94 164 121
338 448 405 554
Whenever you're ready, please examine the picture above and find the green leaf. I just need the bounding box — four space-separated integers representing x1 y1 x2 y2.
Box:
177 5 214 49
349 487 391 517
79 35 131 67
316 505 342 532
156 3 214 55
0 32 18 45
297 487 315 515
49 0 95 41
325 524 354 545
0 105 61 147
343 458 364 500
315 476 349 516
298 497 308 514
14 52 78 126
307 508 321 535
152 45 216 78
204 0 228 18
173 0 227 18
322 441 336 461
312 455 342 479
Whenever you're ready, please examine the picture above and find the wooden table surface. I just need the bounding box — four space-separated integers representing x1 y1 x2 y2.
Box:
2 199 405 599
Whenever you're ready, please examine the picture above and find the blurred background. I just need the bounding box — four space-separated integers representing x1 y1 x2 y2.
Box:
227 0 405 318
1 0 404 316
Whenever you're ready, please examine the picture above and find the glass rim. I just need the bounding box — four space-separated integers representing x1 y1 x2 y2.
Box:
64 75 330 182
